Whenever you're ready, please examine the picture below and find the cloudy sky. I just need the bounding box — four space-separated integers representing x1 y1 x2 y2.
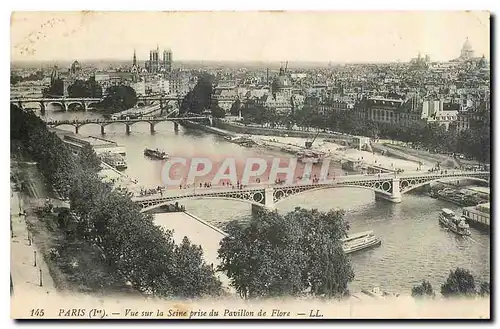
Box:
11 11 490 63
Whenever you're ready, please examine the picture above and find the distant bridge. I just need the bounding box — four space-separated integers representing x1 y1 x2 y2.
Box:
10 94 184 112
45 116 211 134
131 171 490 212
11 97 102 112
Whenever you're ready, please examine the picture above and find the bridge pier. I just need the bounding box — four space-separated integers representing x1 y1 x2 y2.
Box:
125 124 131 135
39 102 46 114
375 178 402 203
100 125 105 135
174 122 179 132
150 122 156 134
251 187 275 216
75 125 79 134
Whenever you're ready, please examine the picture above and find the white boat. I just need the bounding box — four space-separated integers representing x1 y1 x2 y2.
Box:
341 230 382 254
439 208 471 236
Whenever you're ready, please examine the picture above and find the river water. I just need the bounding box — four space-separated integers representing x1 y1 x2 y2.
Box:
40 106 490 294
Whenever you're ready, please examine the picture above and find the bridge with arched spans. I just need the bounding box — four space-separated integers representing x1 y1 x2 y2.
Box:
11 97 102 112
45 115 212 134
131 171 490 213
10 94 184 113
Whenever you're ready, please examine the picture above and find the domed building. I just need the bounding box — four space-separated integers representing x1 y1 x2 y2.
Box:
460 37 474 61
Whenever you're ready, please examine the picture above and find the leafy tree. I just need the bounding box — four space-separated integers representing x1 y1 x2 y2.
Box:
180 73 215 114
98 85 137 112
217 207 354 299
411 280 435 298
478 281 490 296
43 78 64 97
10 71 44 85
11 104 223 298
230 99 241 116
67 77 103 98
440 268 477 298
170 236 223 298
78 144 102 173
211 105 226 118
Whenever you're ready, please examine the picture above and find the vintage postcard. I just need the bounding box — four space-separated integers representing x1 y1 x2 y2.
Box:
10 11 491 319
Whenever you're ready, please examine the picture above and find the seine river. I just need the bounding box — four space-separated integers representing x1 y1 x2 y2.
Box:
40 107 490 294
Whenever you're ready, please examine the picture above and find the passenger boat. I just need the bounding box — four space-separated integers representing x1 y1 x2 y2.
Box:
100 152 127 170
144 148 169 160
296 150 325 164
341 230 382 254
438 208 471 236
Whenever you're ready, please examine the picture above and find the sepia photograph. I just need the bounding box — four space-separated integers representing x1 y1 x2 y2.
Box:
9 10 491 320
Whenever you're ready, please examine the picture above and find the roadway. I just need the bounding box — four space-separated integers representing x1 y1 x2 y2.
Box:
131 170 490 201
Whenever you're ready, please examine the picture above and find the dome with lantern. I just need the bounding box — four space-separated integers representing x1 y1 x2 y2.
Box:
460 37 474 60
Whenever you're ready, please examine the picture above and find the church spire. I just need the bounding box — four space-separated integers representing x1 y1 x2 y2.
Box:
133 49 137 66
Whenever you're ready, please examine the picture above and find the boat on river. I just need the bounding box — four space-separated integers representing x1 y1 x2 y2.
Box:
341 230 382 254
439 208 471 236
144 148 169 160
297 150 325 164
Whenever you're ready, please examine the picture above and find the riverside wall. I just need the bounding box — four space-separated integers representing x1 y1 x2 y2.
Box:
214 120 353 142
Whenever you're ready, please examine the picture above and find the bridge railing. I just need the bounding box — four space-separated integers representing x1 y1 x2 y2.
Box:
131 170 490 200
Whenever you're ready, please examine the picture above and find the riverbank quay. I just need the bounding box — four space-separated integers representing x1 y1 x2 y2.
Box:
188 120 431 174
251 135 430 173
107 103 163 119
99 161 139 191
371 143 432 167
379 143 462 169
180 120 238 138
153 211 234 294
215 119 353 142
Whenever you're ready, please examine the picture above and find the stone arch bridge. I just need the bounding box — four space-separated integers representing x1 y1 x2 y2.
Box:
45 116 211 134
11 95 184 113
11 97 102 112
132 171 489 213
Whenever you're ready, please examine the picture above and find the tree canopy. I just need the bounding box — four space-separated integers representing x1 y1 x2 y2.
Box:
217 207 354 299
440 268 477 298
67 77 103 98
180 73 215 114
241 102 490 164
11 71 44 85
230 99 241 116
43 78 64 97
11 104 223 298
98 85 138 113
411 280 435 298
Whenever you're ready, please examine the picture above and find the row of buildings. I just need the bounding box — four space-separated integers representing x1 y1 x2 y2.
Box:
25 47 193 98
11 38 490 134
209 38 489 132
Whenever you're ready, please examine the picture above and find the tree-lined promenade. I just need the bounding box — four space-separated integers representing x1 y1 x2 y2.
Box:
11 104 222 298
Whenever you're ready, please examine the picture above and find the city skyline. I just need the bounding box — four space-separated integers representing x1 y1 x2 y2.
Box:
11 11 490 63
